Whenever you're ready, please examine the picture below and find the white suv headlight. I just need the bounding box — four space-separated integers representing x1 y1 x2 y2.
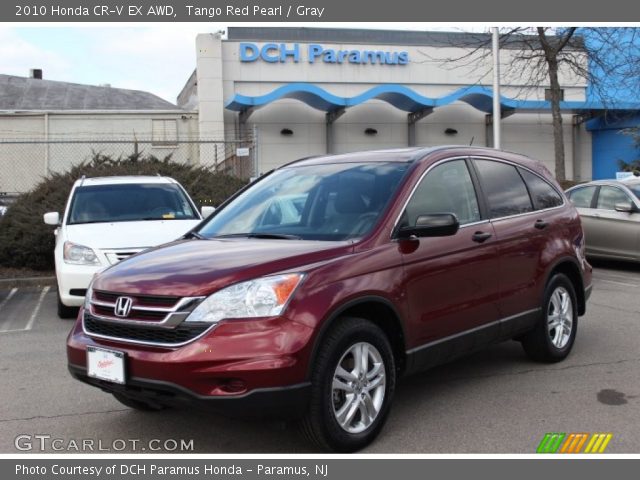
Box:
185 273 305 324
63 241 100 265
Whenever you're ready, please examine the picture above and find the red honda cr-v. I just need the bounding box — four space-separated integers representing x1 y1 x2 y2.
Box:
67 146 592 452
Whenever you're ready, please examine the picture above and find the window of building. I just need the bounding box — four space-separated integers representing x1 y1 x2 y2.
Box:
545 88 565 101
152 119 178 146
474 159 533 218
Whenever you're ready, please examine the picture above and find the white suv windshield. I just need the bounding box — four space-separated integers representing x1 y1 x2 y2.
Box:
198 162 410 241
67 183 198 224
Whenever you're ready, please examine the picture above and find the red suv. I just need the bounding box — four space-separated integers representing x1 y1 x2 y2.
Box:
67 147 592 452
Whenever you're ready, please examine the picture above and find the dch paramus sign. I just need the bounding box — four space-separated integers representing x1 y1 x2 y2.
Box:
239 43 409 65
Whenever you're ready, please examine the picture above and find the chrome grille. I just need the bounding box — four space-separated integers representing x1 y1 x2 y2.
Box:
85 290 206 346
102 249 145 265
84 316 210 346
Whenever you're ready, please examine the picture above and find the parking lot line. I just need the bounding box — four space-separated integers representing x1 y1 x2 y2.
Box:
24 286 50 331
593 269 640 281
0 287 18 312
597 278 640 288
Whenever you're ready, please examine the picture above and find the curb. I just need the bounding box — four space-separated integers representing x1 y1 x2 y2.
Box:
0 276 57 289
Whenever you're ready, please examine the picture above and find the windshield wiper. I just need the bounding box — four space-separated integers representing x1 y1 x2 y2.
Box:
212 232 301 240
184 231 205 240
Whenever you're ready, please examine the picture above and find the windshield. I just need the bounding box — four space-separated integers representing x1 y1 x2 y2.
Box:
67 183 198 225
198 162 410 241
628 184 640 201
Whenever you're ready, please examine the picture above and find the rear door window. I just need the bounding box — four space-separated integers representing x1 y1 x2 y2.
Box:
473 159 533 218
596 186 633 210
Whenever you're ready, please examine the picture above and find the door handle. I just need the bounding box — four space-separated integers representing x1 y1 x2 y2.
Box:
472 231 492 243
534 219 549 230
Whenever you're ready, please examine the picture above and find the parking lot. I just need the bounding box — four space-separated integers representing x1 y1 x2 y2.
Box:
0 261 639 453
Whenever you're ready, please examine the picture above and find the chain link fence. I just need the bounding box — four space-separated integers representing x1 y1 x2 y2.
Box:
0 136 257 200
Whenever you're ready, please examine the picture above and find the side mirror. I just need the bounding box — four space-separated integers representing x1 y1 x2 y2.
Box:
398 213 460 239
43 212 60 225
201 206 216 218
614 202 635 213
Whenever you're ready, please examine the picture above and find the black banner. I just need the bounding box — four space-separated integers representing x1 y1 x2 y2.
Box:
4 0 640 22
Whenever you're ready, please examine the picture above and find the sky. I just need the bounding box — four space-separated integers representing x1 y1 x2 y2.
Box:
0 24 483 104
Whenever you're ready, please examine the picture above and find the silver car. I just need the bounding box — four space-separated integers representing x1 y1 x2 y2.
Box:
566 179 640 262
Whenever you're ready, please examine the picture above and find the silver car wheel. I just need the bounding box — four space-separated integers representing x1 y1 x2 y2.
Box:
331 342 386 434
547 286 573 349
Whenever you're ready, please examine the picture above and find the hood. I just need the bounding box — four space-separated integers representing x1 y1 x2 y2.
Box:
93 238 354 297
64 220 201 250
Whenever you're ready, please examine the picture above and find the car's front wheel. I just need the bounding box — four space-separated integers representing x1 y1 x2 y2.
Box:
301 317 396 452
521 273 578 362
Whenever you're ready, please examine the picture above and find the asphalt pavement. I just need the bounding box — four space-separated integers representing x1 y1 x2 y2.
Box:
0 261 638 453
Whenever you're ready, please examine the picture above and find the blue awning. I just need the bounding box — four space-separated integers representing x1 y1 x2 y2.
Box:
225 83 640 115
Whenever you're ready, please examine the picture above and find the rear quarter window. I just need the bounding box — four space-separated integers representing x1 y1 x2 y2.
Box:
473 159 533 218
518 168 563 210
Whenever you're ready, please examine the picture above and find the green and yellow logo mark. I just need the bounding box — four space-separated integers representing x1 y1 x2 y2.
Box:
537 433 613 454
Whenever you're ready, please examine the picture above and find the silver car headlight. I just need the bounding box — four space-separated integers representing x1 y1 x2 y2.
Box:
63 241 100 265
185 273 305 324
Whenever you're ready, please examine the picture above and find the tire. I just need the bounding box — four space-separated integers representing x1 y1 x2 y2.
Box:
521 273 578 363
300 317 396 452
57 294 79 319
112 393 166 412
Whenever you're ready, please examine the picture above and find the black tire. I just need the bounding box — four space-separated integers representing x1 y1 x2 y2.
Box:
57 294 79 319
112 393 166 412
521 273 578 363
300 317 396 452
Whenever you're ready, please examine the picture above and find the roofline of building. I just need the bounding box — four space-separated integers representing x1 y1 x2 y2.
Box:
0 109 195 115
226 27 586 50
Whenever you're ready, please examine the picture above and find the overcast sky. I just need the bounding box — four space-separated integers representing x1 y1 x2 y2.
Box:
0 24 485 104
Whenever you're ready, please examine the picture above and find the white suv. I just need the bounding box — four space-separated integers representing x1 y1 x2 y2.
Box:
44 176 214 318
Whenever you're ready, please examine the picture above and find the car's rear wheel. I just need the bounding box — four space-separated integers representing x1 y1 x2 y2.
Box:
112 393 166 412
521 273 578 362
57 293 78 319
300 317 396 452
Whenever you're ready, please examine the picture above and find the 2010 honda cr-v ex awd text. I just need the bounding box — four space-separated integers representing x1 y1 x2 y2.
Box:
67 146 593 452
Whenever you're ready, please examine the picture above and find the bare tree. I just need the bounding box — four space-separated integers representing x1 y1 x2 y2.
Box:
420 27 640 182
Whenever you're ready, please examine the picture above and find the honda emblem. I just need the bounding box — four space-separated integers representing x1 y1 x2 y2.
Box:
114 297 133 318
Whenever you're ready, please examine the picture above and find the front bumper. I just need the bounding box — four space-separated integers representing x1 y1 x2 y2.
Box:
56 262 101 307
68 364 311 418
67 310 315 417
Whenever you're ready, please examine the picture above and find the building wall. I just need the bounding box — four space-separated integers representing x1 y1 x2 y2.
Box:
588 114 640 179
190 34 591 179
0 112 199 193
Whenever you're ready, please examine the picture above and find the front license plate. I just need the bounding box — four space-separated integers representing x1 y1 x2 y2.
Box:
87 347 125 384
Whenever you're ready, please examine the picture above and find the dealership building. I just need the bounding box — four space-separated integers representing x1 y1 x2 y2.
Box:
178 27 639 180
2 27 637 195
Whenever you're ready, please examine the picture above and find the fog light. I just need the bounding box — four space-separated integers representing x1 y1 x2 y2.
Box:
219 378 247 394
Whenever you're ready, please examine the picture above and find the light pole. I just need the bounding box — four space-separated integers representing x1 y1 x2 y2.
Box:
492 27 501 149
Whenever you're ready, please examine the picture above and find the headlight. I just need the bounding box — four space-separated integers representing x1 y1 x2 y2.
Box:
185 273 305 324
63 241 99 265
